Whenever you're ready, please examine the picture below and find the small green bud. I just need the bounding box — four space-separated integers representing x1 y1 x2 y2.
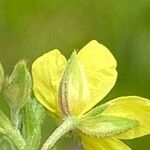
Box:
5 60 32 110
0 62 4 92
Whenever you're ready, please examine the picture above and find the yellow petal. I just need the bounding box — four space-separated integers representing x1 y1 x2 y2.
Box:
78 40 117 114
101 96 150 139
82 134 131 150
32 50 67 117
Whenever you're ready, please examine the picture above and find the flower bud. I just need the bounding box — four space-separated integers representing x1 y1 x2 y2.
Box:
0 62 4 92
59 51 90 116
5 61 32 110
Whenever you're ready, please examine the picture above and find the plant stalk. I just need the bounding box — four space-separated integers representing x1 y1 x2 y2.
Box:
10 108 20 129
6 128 26 150
41 117 76 150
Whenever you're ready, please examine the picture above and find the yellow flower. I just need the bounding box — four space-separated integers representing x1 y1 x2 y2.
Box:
32 40 150 150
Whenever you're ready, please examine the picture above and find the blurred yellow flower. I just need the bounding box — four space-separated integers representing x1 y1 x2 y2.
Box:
32 40 150 150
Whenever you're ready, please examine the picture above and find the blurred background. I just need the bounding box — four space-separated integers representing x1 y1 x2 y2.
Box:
0 0 150 149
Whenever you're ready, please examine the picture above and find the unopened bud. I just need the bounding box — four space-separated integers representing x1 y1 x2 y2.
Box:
59 51 90 116
5 61 32 110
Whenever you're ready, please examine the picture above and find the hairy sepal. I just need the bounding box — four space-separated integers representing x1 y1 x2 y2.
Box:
78 115 139 138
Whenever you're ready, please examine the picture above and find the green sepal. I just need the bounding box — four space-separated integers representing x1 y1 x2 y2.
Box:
0 111 11 134
82 103 109 119
22 97 45 150
0 62 4 92
78 115 139 138
5 60 31 110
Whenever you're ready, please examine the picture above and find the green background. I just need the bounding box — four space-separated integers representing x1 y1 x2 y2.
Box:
0 0 150 149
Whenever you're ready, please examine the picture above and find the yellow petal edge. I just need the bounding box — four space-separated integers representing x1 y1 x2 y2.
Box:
78 40 117 114
82 134 131 150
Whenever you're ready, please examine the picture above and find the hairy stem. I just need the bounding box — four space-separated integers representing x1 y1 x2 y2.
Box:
41 117 76 150
10 108 20 129
6 128 26 150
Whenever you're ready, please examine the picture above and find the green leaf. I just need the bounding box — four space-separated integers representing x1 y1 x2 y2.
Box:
5 60 31 110
78 115 139 138
22 97 45 150
0 62 4 92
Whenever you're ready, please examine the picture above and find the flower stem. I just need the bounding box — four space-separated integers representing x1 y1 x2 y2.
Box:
9 108 25 149
10 108 20 129
41 117 76 150
6 128 26 150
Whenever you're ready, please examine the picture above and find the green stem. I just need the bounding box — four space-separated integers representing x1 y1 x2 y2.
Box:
10 108 20 129
41 117 76 150
6 128 26 150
